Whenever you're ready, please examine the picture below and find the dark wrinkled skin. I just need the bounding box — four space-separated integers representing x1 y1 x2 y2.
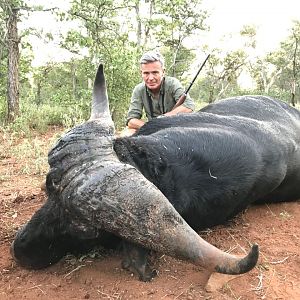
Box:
116 96 300 228
113 96 300 278
11 65 300 282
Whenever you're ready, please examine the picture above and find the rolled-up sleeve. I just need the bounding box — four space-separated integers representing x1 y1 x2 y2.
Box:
126 85 144 125
181 94 195 111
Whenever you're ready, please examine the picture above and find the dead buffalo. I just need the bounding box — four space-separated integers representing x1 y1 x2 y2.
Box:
11 64 300 281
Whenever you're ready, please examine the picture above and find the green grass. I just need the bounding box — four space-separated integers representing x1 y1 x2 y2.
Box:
9 102 88 134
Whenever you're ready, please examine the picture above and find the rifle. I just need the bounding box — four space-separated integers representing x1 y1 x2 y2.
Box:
172 54 210 109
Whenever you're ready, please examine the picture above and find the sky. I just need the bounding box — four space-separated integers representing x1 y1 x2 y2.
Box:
201 0 299 54
22 0 300 66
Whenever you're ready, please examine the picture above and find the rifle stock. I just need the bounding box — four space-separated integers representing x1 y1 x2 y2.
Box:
173 93 187 109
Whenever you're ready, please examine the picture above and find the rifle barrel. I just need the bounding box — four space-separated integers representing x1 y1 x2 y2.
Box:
185 54 210 94
172 54 210 110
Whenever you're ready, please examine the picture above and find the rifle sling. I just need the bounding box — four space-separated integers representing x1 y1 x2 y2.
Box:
146 91 154 119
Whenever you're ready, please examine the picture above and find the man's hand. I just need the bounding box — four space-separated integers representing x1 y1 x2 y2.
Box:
164 105 192 116
128 118 145 130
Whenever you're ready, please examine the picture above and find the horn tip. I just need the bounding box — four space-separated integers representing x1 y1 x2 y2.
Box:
215 243 259 275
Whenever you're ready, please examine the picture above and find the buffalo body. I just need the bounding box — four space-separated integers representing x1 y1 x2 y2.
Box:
11 65 300 281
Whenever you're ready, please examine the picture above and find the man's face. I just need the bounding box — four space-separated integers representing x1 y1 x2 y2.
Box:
141 61 165 93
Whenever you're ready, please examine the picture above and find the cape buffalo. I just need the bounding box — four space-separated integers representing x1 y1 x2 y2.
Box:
11 64 300 281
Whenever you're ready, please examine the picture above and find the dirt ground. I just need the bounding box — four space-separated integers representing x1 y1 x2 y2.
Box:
0 128 299 300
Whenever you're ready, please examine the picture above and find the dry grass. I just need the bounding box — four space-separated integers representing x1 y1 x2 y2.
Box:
0 127 64 242
0 127 64 177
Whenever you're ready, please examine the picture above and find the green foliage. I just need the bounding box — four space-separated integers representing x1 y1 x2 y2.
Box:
31 60 91 105
151 0 207 45
103 46 140 129
58 0 143 129
197 50 247 103
248 21 300 103
3 95 89 134
2 0 210 130
162 46 196 79
240 25 257 48
143 0 207 79
0 6 8 110
1 0 300 134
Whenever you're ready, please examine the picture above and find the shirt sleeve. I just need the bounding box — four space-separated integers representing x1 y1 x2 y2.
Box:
172 78 195 111
126 85 143 125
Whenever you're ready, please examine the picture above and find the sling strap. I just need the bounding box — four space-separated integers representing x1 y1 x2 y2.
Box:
146 91 154 119
146 78 165 118
146 91 165 118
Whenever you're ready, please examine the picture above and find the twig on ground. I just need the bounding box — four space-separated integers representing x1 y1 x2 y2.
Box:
250 271 263 291
262 264 276 299
174 283 194 299
226 229 247 255
225 283 242 300
268 256 289 265
97 289 121 299
63 264 85 278
25 284 46 294
97 290 111 299
265 204 276 217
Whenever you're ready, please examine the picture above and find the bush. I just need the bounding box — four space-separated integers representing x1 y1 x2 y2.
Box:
2 98 90 135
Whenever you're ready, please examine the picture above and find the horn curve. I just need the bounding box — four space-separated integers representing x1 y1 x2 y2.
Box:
74 162 259 275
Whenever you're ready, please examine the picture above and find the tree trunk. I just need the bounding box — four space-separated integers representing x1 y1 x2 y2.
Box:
143 0 154 48
71 61 77 101
35 80 41 105
290 33 298 107
291 81 296 107
7 7 20 122
134 1 142 47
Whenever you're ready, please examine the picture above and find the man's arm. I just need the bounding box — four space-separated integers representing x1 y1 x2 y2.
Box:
164 105 192 116
127 118 145 129
164 77 195 116
126 85 144 126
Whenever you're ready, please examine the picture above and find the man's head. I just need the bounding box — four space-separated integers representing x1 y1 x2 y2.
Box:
140 51 165 93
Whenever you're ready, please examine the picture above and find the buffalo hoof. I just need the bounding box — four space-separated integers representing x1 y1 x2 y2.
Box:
121 241 157 282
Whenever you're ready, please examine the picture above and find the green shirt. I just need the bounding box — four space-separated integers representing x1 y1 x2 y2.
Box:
126 76 195 124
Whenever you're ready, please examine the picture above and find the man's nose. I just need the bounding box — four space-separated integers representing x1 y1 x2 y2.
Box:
148 73 154 80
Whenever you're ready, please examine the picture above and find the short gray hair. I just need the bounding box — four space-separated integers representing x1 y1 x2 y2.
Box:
140 51 165 68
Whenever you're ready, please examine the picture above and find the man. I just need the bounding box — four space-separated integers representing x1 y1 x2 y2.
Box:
123 51 195 136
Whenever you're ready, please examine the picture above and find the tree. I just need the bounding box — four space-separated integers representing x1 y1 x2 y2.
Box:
288 22 300 106
0 9 8 117
0 0 23 122
131 0 208 78
264 21 300 105
61 1 140 125
0 0 59 122
202 50 247 103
